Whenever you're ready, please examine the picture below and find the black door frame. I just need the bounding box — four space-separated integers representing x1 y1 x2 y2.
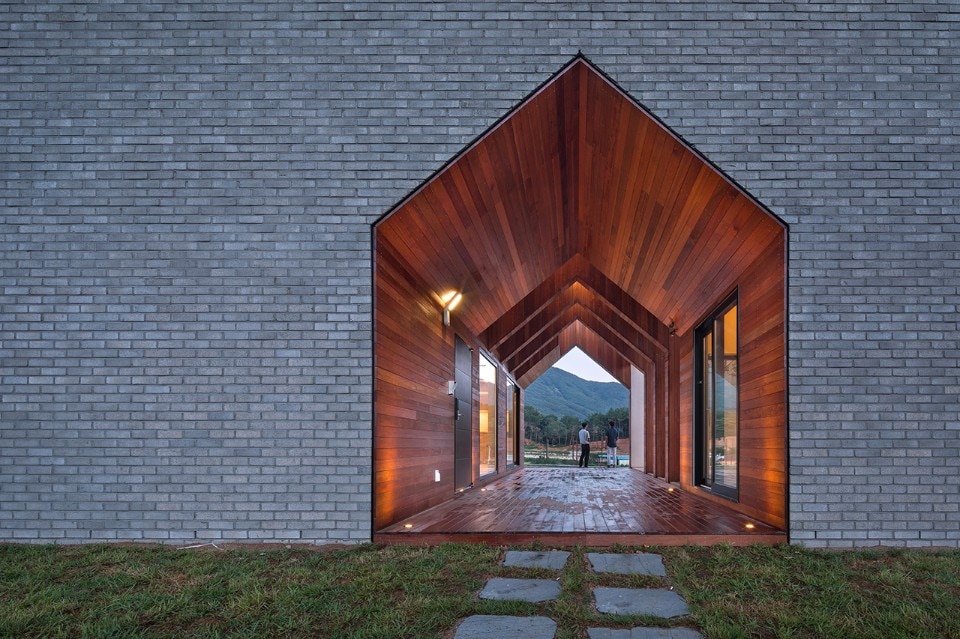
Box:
454 335 473 491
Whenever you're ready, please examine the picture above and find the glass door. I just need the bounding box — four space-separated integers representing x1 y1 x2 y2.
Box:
505 380 519 466
695 294 739 500
478 352 498 477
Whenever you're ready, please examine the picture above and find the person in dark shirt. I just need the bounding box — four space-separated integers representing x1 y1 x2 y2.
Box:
605 420 619 468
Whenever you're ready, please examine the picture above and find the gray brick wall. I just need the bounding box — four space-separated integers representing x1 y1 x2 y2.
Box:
2 1 958 547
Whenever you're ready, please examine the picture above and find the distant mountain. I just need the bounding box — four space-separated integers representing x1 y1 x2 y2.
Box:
524 367 628 419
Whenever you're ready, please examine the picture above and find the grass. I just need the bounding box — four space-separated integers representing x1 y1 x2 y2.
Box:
1 543 959 639
666 544 960 639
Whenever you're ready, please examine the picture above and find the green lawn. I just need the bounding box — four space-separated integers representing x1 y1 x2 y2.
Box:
1 542 958 639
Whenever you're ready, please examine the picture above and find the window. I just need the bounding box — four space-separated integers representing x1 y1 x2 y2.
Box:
479 352 498 477
505 379 519 466
695 293 739 499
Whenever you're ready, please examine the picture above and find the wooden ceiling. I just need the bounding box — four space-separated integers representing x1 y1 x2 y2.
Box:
376 56 785 385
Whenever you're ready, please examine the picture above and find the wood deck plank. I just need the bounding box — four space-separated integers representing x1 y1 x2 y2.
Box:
377 467 784 546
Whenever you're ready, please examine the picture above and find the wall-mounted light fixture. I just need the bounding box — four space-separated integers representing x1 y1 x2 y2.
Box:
441 291 463 326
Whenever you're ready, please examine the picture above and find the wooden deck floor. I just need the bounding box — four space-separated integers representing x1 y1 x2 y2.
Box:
376 467 785 546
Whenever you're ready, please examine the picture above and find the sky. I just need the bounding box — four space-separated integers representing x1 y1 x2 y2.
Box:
552 346 618 384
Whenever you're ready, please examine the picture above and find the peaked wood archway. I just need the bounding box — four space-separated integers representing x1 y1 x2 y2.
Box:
373 55 787 537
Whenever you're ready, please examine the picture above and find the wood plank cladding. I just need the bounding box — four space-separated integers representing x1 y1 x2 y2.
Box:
374 55 788 531
677 235 787 529
374 239 458 528
377 57 784 339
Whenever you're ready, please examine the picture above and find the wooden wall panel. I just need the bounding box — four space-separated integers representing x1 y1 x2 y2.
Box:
667 336 681 482
678 335 695 492
576 67 784 335
375 239 458 528
677 233 786 529
375 235 528 530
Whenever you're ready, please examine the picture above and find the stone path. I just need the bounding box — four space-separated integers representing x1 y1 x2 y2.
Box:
479 577 562 603
593 587 690 617
452 551 703 639
454 615 557 639
588 552 667 576
503 550 570 569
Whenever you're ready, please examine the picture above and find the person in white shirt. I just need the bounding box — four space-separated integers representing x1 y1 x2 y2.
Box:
578 422 591 467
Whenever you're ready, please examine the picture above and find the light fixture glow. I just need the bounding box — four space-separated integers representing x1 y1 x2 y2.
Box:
404 523 413 529
441 291 463 326
446 292 463 311
745 523 755 530
440 290 458 305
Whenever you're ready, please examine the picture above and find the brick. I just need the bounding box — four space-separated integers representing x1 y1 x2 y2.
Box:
1 0 959 549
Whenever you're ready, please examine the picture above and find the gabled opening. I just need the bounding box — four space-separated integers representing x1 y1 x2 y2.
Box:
524 346 632 468
373 55 787 541
554 346 620 385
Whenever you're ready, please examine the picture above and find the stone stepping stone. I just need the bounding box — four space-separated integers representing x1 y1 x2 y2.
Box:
454 615 557 639
504 550 570 570
593 588 690 618
588 552 667 576
480 577 562 602
587 627 704 639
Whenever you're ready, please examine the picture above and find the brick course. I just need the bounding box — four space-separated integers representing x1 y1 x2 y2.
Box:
1 1 958 546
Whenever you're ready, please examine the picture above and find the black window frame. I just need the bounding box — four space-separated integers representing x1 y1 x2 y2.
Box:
694 291 740 501
504 376 520 468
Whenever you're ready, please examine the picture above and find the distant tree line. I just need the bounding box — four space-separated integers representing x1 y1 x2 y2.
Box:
523 405 629 446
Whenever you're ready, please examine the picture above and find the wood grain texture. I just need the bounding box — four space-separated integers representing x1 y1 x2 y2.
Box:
378 59 784 339
377 468 784 543
375 532 785 547
677 234 787 529
374 57 787 531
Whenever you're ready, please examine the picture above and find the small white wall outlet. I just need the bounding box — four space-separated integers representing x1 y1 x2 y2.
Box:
434 470 441 482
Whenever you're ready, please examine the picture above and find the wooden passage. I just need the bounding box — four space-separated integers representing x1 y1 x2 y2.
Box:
377 468 784 546
373 54 788 533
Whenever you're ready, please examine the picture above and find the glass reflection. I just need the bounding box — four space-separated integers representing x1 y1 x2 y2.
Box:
479 353 497 477
698 298 738 497
505 380 516 466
